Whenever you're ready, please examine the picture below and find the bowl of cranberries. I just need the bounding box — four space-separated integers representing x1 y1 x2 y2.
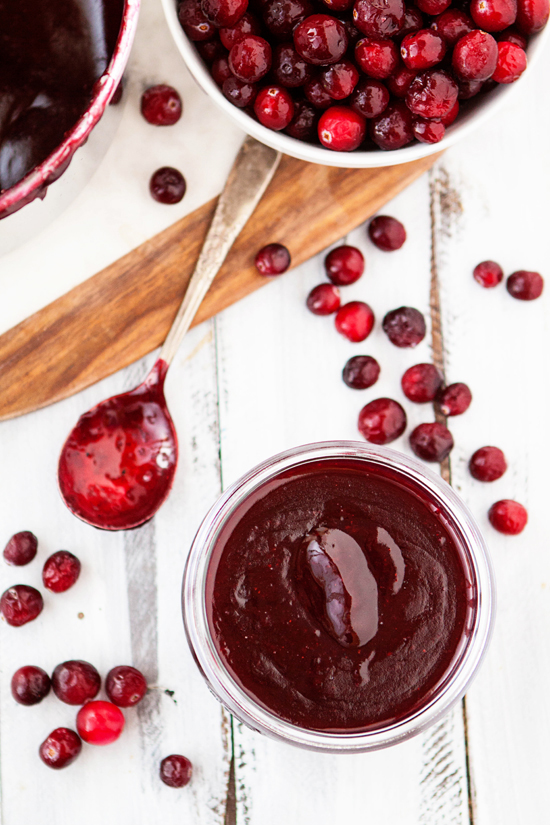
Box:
162 0 548 165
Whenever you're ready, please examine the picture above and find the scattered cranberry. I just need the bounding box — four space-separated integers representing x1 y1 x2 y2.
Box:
488 499 528 534
52 660 101 705
335 301 375 341
229 35 272 82
352 0 405 38
368 215 407 251
255 243 291 275
325 245 365 285
321 60 360 98
110 81 124 105
318 106 366 151
273 45 314 88
178 0 217 40
76 700 125 746
160 755 194 788
105 665 148 707
254 85 295 130
342 355 380 388
350 78 390 117
1 585 43 627
492 41 527 81
220 12 260 49
382 306 426 347
409 421 454 461
222 76 258 107
263 0 313 38
431 9 474 44
307 284 341 315
293 14 348 64
452 31 499 80
401 30 447 70
358 398 407 444
39 728 82 769
3 531 38 566
355 37 399 79
201 0 248 27
42 550 81 593
370 100 415 149
473 259 504 287
437 382 472 415
150 168 187 204
406 68 458 118
469 446 507 481
471 0 518 31
413 117 446 143
506 270 544 300
401 363 444 402
140 85 183 126
516 0 549 33
11 666 51 705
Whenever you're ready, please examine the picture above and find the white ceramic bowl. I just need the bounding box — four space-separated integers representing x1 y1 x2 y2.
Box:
162 0 549 167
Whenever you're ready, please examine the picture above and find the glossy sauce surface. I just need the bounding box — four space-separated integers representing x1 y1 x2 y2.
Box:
208 459 476 732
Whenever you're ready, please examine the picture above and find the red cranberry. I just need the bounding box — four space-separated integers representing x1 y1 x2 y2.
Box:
77 701 125 746
318 106 366 151
273 44 314 87
322 0 354 10
160 755 194 787
441 98 460 124
386 64 418 97
497 26 528 46
431 9 474 44
473 260 504 287
293 14 348 65
255 242 291 274
457 77 484 98
353 0 405 38
492 41 527 82
401 6 425 36
229 35 272 82
201 0 248 27
471 0 517 31
506 270 544 300
42 550 81 593
413 117 446 142
178 0 217 40
488 499 528 534
469 446 507 481
517 0 549 32
368 215 406 251
212 56 233 85
321 60 360 98
342 355 381 388
358 398 407 444
52 660 101 705
39 728 82 769
197 37 226 61
415 0 452 13
254 85 295 129
437 382 472 415
355 37 399 78
150 168 187 205
401 363 444 402
306 283 341 314
263 0 313 38
382 306 426 347
370 100 415 149
110 80 124 105
222 76 258 107
106 666 148 707
3 531 38 566
325 245 365 285
410 422 454 462
304 77 334 108
452 31 499 80
1 585 43 627
401 30 447 70
286 100 318 139
335 301 375 341
406 69 458 118
351 78 390 117
11 666 51 705
220 12 260 49
141 85 183 126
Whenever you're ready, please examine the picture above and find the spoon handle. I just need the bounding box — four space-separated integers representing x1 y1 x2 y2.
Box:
159 136 281 365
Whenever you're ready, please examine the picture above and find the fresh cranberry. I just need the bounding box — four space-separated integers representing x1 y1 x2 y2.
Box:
160 755 194 787
341 17 364 46
150 168 187 205
406 69 458 118
469 446 507 481
39 728 82 769
473 260 504 287
222 76 258 107
304 77 334 108
488 499 528 534
452 31 499 80
3 531 38 566
52 660 101 705
410 422 454 462
77 701 125 746
382 306 426 347
415 0 452 13
255 243 291 275
355 37 399 78
492 41 527 81
273 44 314 87
318 106 366 151
401 6 425 36
358 398 407 444
1 585 43 627
471 0 518 30
342 355 381 388
106 666 148 707
370 100 415 149
441 98 460 124
506 270 544 300
42 550 81 593
401 363 444 402
197 37 226 61
286 100 318 138
263 0 313 38
517 0 549 32
387 64 418 97
497 26 528 46
110 80 124 105
11 666 51 705
229 35 272 82
178 0 217 40
212 56 233 85
325 245 365 285
201 0 248 27
254 85 295 129
351 78 390 117
368 215 407 250
401 30 447 69
140 85 183 126
321 60 360 98
293 14 348 64
413 117 446 142
306 283 341 314
220 12 260 49
431 9 474 44
437 382 472 415
457 77 484 97
335 301 375 341
353 0 405 38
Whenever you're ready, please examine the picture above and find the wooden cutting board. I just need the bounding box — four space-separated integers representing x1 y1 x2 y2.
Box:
0 151 441 421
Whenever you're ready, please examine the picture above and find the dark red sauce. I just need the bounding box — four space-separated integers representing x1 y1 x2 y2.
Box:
208 458 476 732
0 0 124 192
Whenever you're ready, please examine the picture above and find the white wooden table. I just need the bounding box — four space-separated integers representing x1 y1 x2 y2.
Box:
0 1 549 822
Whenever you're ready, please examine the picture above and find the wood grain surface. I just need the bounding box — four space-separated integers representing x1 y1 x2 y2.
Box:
0 151 441 421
